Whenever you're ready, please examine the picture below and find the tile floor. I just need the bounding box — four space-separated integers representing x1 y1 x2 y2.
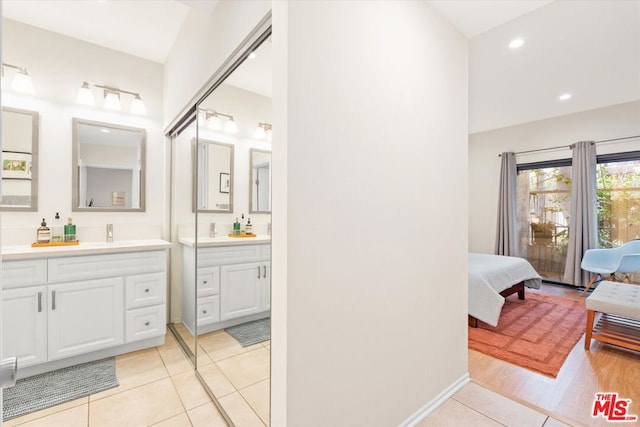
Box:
3 331 268 427
417 382 572 426
5 331 573 427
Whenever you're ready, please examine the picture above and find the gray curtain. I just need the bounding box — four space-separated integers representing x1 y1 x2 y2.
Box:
563 141 598 286
495 152 518 256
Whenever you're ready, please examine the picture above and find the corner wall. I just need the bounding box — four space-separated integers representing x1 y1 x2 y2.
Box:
273 2 469 425
469 100 640 254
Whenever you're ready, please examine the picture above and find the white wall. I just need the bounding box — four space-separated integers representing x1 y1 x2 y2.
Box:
469 100 640 254
163 1 270 126
273 2 469 425
1 19 165 245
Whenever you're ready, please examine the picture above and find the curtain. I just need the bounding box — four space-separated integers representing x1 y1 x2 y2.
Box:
495 152 517 256
563 141 598 286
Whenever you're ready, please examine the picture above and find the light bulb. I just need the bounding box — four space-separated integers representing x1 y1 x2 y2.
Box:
77 82 96 106
225 118 238 134
254 124 267 139
249 52 257 59
130 94 146 115
206 114 222 130
12 69 34 94
104 90 121 110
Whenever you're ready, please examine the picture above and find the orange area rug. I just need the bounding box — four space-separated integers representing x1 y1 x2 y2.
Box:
468 291 586 377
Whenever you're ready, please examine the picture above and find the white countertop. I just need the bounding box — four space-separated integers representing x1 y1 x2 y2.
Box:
179 235 271 248
1 239 172 261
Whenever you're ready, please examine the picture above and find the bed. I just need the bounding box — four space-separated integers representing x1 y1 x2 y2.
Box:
468 252 542 327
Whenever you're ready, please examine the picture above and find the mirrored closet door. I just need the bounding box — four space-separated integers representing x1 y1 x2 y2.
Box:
167 23 272 426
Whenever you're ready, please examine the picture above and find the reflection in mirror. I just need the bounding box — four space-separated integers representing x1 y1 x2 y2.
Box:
0 107 39 211
191 31 272 426
168 118 198 364
250 148 271 213
72 118 146 211
194 138 234 213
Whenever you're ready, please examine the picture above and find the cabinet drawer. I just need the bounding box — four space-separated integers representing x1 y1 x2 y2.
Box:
197 295 220 325
197 267 220 297
48 250 167 283
125 305 166 342
2 259 47 289
125 272 166 309
198 245 267 267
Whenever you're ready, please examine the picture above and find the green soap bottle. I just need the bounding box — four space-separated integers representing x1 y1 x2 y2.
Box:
64 217 76 242
233 217 240 235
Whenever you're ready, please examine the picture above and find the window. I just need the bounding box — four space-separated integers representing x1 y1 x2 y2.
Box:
517 160 572 283
516 151 640 285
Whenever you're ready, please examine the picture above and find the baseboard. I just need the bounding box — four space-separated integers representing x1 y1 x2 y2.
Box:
399 372 471 427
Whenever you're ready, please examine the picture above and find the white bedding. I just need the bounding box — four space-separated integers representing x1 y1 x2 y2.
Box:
468 252 542 327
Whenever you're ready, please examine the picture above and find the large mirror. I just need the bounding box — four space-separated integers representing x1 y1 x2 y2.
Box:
194 138 234 212
167 29 272 426
250 148 271 213
0 107 39 211
72 118 146 211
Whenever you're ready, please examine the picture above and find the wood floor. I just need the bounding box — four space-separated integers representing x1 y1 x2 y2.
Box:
468 284 640 427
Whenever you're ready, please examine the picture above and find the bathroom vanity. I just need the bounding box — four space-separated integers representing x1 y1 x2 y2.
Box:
1 239 171 378
179 235 270 336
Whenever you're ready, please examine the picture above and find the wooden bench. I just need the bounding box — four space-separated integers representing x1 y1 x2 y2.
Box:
585 280 640 352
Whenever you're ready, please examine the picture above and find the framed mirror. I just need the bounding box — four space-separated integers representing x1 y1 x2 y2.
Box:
0 107 39 211
250 148 271 213
193 138 234 213
72 118 146 211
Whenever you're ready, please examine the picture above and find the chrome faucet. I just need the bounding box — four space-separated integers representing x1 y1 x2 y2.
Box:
106 224 114 242
209 222 217 238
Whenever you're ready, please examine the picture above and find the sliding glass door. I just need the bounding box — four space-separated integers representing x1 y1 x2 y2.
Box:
517 163 572 283
517 152 640 285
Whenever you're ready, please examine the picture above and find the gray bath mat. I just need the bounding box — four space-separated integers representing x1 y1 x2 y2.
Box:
225 318 270 347
2 357 119 421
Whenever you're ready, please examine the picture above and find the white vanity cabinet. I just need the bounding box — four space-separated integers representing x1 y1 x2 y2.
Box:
182 242 270 335
1 245 168 377
2 286 47 368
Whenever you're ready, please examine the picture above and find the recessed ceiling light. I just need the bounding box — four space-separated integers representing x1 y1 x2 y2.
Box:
559 93 572 101
509 38 524 49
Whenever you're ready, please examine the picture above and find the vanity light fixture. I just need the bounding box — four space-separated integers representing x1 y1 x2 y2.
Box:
509 38 525 49
2 63 35 94
254 122 272 139
76 82 147 115
202 110 237 134
103 90 121 111
77 81 96 106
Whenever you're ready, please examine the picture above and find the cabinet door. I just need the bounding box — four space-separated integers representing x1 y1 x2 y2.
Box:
261 262 271 312
1 286 47 367
220 262 262 321
48 278 124 361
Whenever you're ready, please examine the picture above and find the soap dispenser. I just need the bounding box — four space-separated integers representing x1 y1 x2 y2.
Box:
37 219 51 244
241 214 246 233
64 217 76 242
51 212 63 242
245 218 253 234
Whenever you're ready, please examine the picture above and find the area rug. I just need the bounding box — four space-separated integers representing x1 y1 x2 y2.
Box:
226 318 270 347
468 292 586 377
2 357 118 421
